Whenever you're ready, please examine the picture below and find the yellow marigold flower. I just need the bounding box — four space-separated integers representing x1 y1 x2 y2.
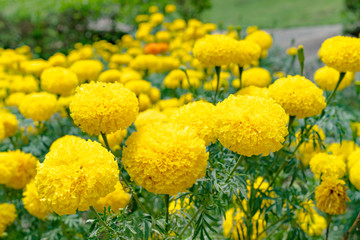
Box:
70 60 103 83
215 95 288 156
0 152 17 184
309 153 346 179
0 111 18 138
156 31 171 42
121 68 142 83
35 137 119 215
70 82 139 135
246 26 259 35
124 80 151 96
268 75 326 118
122 123 209 195
0 124 5 142
315 177 350 215
94 181 130 213
169 101 216 145
0 203 17 235
135 14 149 23
20 59 50 76
223 208 266 240
348 149 360 170
110 54 133 66
23 180 50 220
318 36 360 72
98 129 127 151
169 197 192 214
149 13 164 25
233 40 261 67
204 78 229 92
134 109 168 130
314 66 355 91
97 69 121 83
297 200 327 236
156 98 183 111
349 162 360 190
138 93 152 111
9 75 39 93
5 92 26 107
240 67 272 88
286 47 298 56
48 52 67 67
148 5 159 13
149 87 161 102
19 92 57 121
245 30 272 52
327 140 359 162
165 4 176 13
235 86 270 98
193 35 237 67
40 67 79 96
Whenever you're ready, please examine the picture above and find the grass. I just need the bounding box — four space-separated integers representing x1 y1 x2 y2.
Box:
202 0 344 29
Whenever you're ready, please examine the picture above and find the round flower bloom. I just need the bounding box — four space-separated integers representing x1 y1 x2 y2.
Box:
35 136 119 215
286 47 298 56
98 69 122 83
124 80 151 96
223 208 266 240
0 203 17 235
165 4 176 13
20 59 50 76
5 92 26 107
0 124 5 142
23 180 50 220
48 52 67 67
49 135 80 152
70 60 103 83
138 93 152 111
318 36 360 72
193 35 237 67
169 101 217 145
215 95 288 156
94 181 130 213
240 67 272 88
309 153 346 179
4 150 38 189
0 111 18 138
348 149 360 170
327 140 359 162
349 162 360 190
268 75 326 118
134 109 168 130
122 123 209 195
0 152 17 185
235 86 270 99
149 87 161 102
297 200 327 236
70 82 139 135
245 30 273 51
315 177 350 215
19 92 57 121
314 66 355 91
9 75 39 94
98 129 127 151
110 54 133 66
40 67 79 96
233 40 261 66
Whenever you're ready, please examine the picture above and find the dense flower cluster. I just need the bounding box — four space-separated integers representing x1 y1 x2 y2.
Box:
309 153 346 179
0 203 17 235
23 180 50 220
122 123 208 195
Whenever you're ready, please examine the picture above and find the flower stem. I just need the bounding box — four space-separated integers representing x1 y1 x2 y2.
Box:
213 66 221 104
288 115 296 132
165 194 170 233
326 72 346 105
178 205 206 238
90 206 116 234
237 65 244 90
344 212 360 240
326 214 332 240
100 132 111 152
225 155 245 183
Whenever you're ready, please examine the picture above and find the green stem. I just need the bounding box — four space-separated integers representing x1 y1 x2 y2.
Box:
178 205 206 238
225 155 245 183
90 206 116 234
256 216 287 239
165 194 170 233
267 161 287 189
326 72 346 105
326 214 332 240
101 132 111 152
182 68 194 95
344 212 360 240
213 66 221 104
237 65 244 90
288 115 296 132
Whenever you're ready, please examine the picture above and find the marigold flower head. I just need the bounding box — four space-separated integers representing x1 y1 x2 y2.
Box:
40 67 79 96
98 69 122 83
349 162 360 190
70 82 139 135
240 67 272 88
268 75 326 118
23 180 50 220
70 60 103 83
94 182 130 213
124 80 151 96
0 111 18 138
19 92 57 122
169 101 217 145
35 136 119 215
245 30 273 50
165 4 176 13
5 92 26 107
315 177 350 215
235 86 270 98
122 123 209 195
314 66 355 91
110 54 133 66
318 36 360 72
286 47 298 56
9 75 39 93
0 152 18 185
48 52 67 67
310 153 346 179
134 109 168 130
233 40 261 66
215 95 288 156
296 200 327 236
20 59 50 76
328 140 359 162
193 35 237 67
348 149 360 170
0 203 17 235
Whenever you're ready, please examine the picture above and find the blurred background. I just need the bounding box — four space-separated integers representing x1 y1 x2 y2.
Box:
0 0 359 58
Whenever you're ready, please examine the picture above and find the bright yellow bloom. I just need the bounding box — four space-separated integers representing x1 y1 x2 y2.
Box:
70 82 139 135
48 53 67 67
310 153 346 179
134 109 168 130
169 101 217 145
9 75 39 93
0 111 18 138
98 69 122 83
0 203 17 235
240 67 272 88
315 177 350 215
138 93 152 111
19 92 57 121
35 136 119 215
286 47 297 56
268 75 326 118
319 36 360 72
233 40 261 67
0 152 18 185
5 92 26 107
40 67 79 96
124 80 152 96
148 5 159 13
20 59 50 76
165 4 176 13
98 129 127 151
193 35 237 67
149 13 164 25
94 182 130 213
110 54 133 66
122 123 209 195
169 197 191 214
245 30 273 51
215 95 288 156
314 66 355 91
349 162 360 190
327 140 359 162
348 149 360 170
23 180 50 220
235 86 270 99
297 200 327 236
70 60 103 83
149 87 161 102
